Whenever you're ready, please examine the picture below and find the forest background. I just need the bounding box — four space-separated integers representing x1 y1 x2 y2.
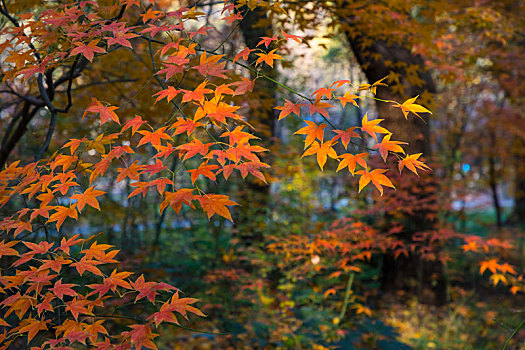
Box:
0 0 525 349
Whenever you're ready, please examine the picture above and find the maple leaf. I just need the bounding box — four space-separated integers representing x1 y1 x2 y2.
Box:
462 240 478 252
47 205 78 232
222 12 243 24
255 49 283 67
195 194 238 221
121 115 147 135
39 255 72 273
65 298 91 320
189 25 212 38
181 81 213 103
234 161 270 183
23 241 53 255
186 162 219 184
169 117 203 136
233 47 254 63
257 34 278 48
330 80 352 88
154 86 181 103
357 76 388 94
373 134 406 162
302 140 338 171
18 318 49 344
128 182 152 198
0 240 18 258
214 84 235 100
337 91 359 108
131 275 176 303
149 178 173 194
356 169 395 195
192 52 228 78
332 127 360 149
125 324 158 350
150 303 180 327
70 39 106 62
499 263 517 275
141 8 164 22
82 241 114 260
107 145 134 160
71 186 106 212
480 259 499 274
312 87 334 101
150 291 205 327
220 126 259 146
104 269 132 291
83 98 120 125
281 30 303 43
308 101 333 119
51 279 77 299
336 153 368 175
393 95 432 120
137 127 172 147
141 159 167 177
230 77 255 95
360 113 390 141
71 257 103 276
398 153 431 175
106 31 138 49
177 138 212 161
167 291 205 317
490 273 507 286
62 138 86 154
117 161 144 183
294 121 326 147
275 99 303 120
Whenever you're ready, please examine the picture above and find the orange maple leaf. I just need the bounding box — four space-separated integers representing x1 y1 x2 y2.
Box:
336 153 368 175
51 279 77 299
70 40 106 62
121 115 147 135
71 187 106 212
160 188 195 214
479 259 499 274
294 121 326 147
83 98 120 125
373 134 406 162
195 194 238 221
275 99 303 120
337 91 360 108
47 205 78 232
332 127 360 149
255 49 282 67
398 153 431 175
186 162 219 184
0 240 18 258
356 169 395 195
302 140 338 171
360 113 390 141
393 95 432 120
308 101 333 119
18 318 49 344
137 127 172 148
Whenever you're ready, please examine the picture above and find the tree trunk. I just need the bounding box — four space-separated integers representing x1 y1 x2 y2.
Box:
346 35 446 305
235 5 277 245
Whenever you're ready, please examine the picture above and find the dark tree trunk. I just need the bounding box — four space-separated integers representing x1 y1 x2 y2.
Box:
512 138 525 225
235 5 277 245
345 35 446 305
